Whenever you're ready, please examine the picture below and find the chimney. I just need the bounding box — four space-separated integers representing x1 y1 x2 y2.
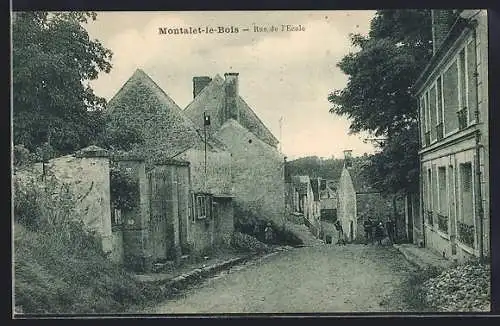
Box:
224 72 239 122
343 150 353 169
193 76 212 98
431 10 458 55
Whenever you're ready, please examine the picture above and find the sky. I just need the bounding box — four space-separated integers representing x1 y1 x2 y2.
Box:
86 11 378 160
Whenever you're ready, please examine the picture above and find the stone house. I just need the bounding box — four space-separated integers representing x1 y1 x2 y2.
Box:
183 73 285 226
337 165 357 242
411 10 489 262
106 69 235 270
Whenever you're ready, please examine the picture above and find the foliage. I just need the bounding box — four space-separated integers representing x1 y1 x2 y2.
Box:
285 156 344 183
362 125 420 194
231 232 271 254
96 121 144 152
286 155 373 191
14 173 76 231
12 11 112 155
458 222 475 248
401 265 442 311
234 203 303 247
328 10 433 194
109 164 140 211
13 144 36 167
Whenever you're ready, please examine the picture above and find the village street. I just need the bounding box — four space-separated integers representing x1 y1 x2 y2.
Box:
146 242 418 314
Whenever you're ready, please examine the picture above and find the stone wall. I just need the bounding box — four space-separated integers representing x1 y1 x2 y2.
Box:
177 148 232 195
215 119 285 226
14 146 116 256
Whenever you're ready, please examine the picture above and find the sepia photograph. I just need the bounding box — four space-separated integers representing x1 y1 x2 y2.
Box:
11 9 491 316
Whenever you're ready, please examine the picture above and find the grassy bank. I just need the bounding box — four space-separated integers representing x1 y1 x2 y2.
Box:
14 222 169 314
13 173 166 314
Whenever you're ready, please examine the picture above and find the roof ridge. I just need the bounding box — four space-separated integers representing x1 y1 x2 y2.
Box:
237 96 279 144
184 74 224 111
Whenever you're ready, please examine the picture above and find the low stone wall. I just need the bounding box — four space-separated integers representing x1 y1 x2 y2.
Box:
14 146 118 259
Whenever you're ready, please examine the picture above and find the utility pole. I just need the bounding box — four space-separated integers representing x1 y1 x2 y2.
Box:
279 116 283 153
203 112 210 176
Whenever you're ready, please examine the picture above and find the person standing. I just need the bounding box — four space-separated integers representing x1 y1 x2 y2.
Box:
334 219 345 245
385 216 395 244
374 221 385 246
264 223 274 243
363 217 373 245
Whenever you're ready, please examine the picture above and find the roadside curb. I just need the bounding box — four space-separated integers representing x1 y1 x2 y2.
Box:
142 246 291 293
393 244 452 271
393 244 428 270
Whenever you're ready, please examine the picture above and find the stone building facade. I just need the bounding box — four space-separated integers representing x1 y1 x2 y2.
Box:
184 72 285 226
412 10 489 262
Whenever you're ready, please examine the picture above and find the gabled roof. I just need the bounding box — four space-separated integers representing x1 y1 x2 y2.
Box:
105 69 209 160
183 74 279 148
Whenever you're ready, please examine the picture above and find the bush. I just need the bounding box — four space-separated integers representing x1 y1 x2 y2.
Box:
13 144 34 167
233 204 303 247
13 174 76 232
231 232 271 254
109 164 140 211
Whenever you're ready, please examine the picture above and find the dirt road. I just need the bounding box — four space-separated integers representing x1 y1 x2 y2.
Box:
146 243 417 313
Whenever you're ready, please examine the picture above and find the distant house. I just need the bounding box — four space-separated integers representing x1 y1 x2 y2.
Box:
336 156 357 242
105 69 235 270
288 175 321 236
183 73 285 226
412 10 489 262
319 178 337 222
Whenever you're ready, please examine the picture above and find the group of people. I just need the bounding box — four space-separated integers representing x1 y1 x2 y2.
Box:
363 217 395 246
332 216 395 246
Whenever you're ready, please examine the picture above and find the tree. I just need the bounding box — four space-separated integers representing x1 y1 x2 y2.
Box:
12 12 113 155
328 10 433 194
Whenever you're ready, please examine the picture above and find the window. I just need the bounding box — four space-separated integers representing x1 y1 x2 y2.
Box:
112 208 122 227
432 166 438 214
437 77 443 124
458 162 474 247
420 96 430 147
437 167 449 233
427 168 433 211
426 168 434 226
448 165 456 223
438 167 447 214
193 194 212 220
459 163 474 225
443 59 459 133
436 77 444 140
320 179 327 191
429 84 437 141
466 39 478 123
459 48 467 111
